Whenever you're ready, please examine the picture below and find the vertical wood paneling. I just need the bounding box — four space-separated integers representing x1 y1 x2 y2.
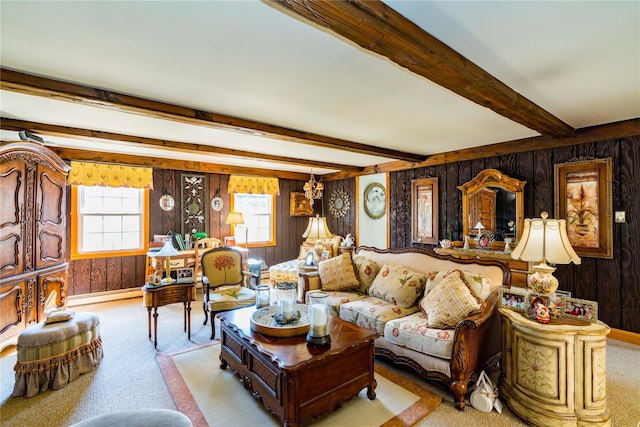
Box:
90 258 106 293
619 137 640 332
106 257 121 291
386 135 639 333
64 136 639 333
72 259 91 295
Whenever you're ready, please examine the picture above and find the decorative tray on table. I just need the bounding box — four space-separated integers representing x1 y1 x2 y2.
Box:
250 304 310 337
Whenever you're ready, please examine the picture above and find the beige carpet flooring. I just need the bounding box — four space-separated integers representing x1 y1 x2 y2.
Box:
0 292 638 427
158 343 441 426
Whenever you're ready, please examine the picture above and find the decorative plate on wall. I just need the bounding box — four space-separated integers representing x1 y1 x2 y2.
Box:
363 182 386 219
211 196 223 212
329 188 350 218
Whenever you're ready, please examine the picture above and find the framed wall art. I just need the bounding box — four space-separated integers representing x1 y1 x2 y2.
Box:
181 173 208 236
363 182 386 219
554 157 612 258
290 192 314 216
411 177 438 244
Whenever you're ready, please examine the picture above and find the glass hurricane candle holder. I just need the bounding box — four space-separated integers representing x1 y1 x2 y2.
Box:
255 285 270 308
306 291 331 345
277 283 296 323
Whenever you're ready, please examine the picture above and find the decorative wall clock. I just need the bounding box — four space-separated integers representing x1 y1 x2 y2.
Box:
329 188 350 218
181 173 208 235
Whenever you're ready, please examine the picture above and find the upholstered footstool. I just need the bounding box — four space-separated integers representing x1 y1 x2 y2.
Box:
70 409 193 427
12 311 103 398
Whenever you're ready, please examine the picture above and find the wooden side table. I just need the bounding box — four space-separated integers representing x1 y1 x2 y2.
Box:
142 282 195 349
499 308 610 426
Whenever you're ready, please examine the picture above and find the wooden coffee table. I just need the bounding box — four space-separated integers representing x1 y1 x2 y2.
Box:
218 307 379 427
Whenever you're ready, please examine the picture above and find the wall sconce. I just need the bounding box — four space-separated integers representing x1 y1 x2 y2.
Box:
159 189 175 211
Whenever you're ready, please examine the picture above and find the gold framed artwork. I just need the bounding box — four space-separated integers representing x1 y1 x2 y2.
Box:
363 182 386 219
290 192 313 216
411 177 438 244
554 157 612 258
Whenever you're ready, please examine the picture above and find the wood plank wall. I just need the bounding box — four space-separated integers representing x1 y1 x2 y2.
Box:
65 134 639 333
67 173 311 296
388 135 639 333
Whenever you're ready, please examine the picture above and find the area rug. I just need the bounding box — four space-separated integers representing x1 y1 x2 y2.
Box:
157 343 442 427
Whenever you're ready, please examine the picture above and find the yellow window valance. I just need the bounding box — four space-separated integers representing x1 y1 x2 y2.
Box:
68 161 154 189
228 176 280 195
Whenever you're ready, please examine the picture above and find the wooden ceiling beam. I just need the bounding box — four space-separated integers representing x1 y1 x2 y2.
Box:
0 68 424 163
0 118 363 172
266 0 575 138
33 147 312 181
325 118 640 180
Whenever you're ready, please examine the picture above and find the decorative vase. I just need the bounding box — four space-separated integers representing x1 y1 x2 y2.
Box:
574 223 591 236
527 263 558 295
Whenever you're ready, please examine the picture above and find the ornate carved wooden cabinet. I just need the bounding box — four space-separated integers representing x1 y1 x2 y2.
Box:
0 142 70 350
499 308 611 426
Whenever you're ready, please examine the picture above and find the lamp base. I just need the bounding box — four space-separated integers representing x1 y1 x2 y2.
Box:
527 263 558 295
306 333 331 346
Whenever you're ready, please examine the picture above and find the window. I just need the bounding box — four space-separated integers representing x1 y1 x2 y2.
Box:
231 193 276 247
71 185 149 259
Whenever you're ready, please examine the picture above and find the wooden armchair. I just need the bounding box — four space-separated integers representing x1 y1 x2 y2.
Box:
201 247 259 339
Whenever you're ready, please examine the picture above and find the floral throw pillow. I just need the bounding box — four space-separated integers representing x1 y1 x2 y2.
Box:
420 270 484 329
318 252 359 292
352 255 380 294
368 262 427 308
425 269 491 300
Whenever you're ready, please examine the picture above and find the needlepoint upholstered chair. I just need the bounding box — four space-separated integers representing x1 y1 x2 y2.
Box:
201 247 258 339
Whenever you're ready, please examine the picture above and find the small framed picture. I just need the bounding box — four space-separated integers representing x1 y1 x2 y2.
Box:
304 251 315 267
499 286 529 313
551 290 571 314
527 294 551 319
321 250 330 261
562 298 598 322
171 267 194 284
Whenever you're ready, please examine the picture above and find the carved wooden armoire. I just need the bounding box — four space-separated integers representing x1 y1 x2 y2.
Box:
0 142 70 350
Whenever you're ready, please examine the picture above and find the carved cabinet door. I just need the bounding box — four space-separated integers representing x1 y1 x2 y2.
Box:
34 162 67 271
0 158 26 279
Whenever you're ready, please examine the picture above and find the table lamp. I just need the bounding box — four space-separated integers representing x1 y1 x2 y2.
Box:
511 211 581 295
302 215 333 264
226 211 246 247
156 240 180 284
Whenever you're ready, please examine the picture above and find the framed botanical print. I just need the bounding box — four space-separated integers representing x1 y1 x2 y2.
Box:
290 192 313 216
554 158 612 258
411 177 438 244
363 182 386 219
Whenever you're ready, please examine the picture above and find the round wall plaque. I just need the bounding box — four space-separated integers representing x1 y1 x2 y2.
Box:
211 196 223 211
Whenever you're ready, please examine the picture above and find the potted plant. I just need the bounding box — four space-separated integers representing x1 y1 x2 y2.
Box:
567 185 598 235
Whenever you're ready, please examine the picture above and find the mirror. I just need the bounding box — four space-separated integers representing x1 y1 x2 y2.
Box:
459 169 526 248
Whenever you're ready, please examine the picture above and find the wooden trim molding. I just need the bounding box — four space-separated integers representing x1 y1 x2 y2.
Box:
609 328 640 346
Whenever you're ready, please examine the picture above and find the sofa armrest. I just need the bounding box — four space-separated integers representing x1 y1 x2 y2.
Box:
449 290 501 403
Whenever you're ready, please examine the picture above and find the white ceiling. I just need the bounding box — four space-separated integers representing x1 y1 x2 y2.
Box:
1 1 638 176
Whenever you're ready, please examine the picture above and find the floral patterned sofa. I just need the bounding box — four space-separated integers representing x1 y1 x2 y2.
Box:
299 246 510 410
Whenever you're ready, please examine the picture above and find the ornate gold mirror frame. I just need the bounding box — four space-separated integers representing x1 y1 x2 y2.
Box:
459 169 526 249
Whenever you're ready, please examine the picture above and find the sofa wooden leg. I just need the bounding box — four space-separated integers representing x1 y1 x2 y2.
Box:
450 380 467 410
